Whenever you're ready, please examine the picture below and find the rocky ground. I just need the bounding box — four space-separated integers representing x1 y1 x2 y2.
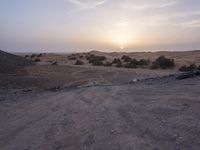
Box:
0 67 200 150
1 50 200 150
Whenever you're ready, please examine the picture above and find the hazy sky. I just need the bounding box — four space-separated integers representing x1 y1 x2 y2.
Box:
0 0 200 52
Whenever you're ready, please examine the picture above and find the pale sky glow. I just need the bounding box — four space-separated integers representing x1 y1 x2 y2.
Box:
0 0 200 52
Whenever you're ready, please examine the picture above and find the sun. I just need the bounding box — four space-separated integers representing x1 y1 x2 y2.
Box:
113 34 130 50
108 22 136 50
120 45 124 50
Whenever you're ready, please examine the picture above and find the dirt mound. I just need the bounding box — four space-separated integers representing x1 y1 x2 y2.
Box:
0 50 34 74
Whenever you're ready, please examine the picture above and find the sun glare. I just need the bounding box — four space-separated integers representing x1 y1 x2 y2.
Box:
108 21 138 50
113 34 131 50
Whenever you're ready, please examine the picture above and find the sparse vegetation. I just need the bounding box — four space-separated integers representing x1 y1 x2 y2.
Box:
86 54 93 60
68 56 76 60
188 64 198 70
138 59 150 66
124 59 138 68
112 58 123 67
91 60 104 66
151 61 159 69
75 60 84 65
104 61 112 67
79 55 84 59
123 58 150 68
51 61 58 65
151 56 175 69
30 54 37 59
112 58 121 64
34 58 41 62
99 56 106 61
179 64 198 72
115 62 123 68
179 65 188 72
121 55 132 62
87 55 106 66
37 53 42 57
73 53 151 69
36 52 187 71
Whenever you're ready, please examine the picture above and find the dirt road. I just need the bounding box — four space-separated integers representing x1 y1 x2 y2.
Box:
0 76 200 150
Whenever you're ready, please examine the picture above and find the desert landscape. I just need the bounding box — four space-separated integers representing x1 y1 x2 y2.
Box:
0 49 200 150
1 0 200 149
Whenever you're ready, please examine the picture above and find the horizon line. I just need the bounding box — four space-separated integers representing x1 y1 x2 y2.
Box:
1 49 200 55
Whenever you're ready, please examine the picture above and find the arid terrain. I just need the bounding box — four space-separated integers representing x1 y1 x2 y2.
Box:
25 50 200 68
0 50 200 150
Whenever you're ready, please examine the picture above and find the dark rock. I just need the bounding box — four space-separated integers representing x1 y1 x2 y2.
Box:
50 86 61 92
22 89 32 92
195 70 200 76
176 71 195 80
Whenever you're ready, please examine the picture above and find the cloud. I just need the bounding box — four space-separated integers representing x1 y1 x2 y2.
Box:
177 20 200 28
172 11 200 18
114 20 131 27
120 0 177 10
68 0 106 10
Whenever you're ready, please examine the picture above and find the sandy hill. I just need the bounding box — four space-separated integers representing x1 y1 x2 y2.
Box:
32 50 200 68
0 50 34 74
90 50 200 66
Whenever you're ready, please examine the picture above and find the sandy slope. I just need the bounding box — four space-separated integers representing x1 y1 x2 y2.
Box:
0 64 177 89
0 50 33 74
0 76 200 150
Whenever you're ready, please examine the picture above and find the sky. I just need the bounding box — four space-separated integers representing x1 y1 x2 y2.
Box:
0 0 200 53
